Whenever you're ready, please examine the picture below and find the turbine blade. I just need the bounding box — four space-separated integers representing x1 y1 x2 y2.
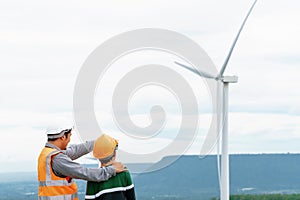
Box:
216 80 223 189
174 61 217 79
219 0 258 76
199 81 224 157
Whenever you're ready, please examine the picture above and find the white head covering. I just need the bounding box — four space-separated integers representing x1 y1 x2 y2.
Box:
45 120 73 139
46 127 72 139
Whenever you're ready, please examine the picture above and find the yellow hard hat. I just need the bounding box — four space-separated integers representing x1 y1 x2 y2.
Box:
93 134 118 159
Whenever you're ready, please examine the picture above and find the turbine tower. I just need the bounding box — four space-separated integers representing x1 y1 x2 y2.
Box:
175 1 258 199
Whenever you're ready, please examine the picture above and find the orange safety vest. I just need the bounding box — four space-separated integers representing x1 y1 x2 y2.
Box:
38 147 78 200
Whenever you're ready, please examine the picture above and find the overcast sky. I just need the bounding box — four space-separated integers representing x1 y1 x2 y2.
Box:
0 0 299 172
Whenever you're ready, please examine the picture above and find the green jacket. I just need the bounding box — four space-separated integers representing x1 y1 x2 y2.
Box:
85 170 136 200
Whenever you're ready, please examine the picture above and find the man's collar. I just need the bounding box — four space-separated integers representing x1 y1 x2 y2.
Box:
45 142 61 151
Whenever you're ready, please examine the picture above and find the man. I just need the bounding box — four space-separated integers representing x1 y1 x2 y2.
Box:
38 126 126 200
85 134 136 200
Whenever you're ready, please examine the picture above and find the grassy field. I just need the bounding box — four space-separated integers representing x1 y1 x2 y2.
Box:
211 194 300 200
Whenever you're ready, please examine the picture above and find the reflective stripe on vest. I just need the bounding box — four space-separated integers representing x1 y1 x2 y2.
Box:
38 147 78 200
38 193 78 200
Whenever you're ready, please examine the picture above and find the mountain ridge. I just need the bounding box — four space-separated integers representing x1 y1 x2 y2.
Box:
1 154 300 200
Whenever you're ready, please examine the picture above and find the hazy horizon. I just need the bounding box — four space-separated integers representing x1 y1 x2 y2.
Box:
1 153 299 173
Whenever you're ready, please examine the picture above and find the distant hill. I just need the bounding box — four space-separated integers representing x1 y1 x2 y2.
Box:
133 154 300 199
0 154 299 200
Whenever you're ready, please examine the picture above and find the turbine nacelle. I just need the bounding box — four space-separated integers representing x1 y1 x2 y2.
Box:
174 61 238 83
221 76 238 83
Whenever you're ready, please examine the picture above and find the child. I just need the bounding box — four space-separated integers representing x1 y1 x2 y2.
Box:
85 134 136 200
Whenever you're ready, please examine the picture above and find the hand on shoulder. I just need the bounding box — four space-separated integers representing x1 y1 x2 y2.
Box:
111 161 126 173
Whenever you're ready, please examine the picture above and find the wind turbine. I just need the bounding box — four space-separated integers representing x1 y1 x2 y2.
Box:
175 1 258 199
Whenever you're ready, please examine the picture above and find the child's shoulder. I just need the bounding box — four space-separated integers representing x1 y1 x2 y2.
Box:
118 169 131 177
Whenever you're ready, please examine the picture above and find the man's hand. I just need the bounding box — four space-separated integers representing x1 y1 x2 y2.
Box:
111 161 126 173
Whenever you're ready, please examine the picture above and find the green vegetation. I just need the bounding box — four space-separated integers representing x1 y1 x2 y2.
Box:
211 194 300 200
